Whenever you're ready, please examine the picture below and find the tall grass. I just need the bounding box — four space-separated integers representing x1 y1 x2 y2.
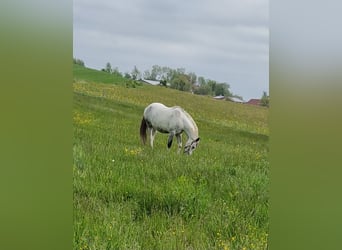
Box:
73 78 269 249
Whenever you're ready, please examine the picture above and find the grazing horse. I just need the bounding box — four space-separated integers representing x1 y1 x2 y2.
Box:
140 102 200 155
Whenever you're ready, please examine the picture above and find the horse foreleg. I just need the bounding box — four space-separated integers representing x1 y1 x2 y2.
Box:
167 132 174 149
176 134 182 154
150 128 156 148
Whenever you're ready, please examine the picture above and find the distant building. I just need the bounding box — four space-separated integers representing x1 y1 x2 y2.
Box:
245 99 261 106
140 79 170 87
213 95 225 100
227 97 244 103
140 79 161 85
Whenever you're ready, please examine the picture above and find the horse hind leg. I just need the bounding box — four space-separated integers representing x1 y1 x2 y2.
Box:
150 128 157 148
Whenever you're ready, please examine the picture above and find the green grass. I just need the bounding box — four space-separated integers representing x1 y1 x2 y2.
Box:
73 66 269 249
73 64 137 86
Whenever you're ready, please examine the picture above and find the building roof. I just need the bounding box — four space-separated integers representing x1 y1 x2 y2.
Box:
227 97 244 103
245 99 261 105
141 79 161 85
213 95 225 100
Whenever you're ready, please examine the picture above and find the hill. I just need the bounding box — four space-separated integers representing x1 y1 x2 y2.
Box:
73 64 269 249
73 63 129 85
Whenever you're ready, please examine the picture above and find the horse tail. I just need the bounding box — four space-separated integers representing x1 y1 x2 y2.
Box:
140 117 147 145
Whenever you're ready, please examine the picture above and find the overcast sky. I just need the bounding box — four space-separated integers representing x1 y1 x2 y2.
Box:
73 0 268 101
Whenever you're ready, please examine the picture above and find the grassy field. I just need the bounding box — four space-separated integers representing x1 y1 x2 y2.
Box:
73 65 269 249
73 64 134 86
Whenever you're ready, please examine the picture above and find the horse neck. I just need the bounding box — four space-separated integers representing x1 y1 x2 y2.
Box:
182 113 198 142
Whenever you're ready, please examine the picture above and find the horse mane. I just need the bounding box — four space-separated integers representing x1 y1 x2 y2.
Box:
182 109 198 133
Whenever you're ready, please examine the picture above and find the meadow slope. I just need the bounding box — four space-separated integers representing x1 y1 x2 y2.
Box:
73 67 269 249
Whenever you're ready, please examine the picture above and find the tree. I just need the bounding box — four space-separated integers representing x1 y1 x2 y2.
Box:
166 68 177 82
207 80 217 95
150 65 161 80
140 64 236 96
112 67 122 77
170 74 191 91
161 66 171 81
194 84 211 95
143 70 151 80
73 58 85 67
214 83 228 96
124 72 131 79
105 62 112 73
188 72 197 85
260 91 270 107
197 76 206 86
214 83 232 96
131 65 141 80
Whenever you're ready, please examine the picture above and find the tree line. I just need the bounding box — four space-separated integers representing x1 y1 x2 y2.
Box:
101 62 238 98
73 58 270 105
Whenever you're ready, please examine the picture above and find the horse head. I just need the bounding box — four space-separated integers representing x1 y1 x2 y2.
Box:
184 137 200 155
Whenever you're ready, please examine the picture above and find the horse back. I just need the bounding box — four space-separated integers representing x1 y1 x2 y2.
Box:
143 103 184 132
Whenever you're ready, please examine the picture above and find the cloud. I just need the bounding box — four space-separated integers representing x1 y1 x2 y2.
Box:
73 0 269 100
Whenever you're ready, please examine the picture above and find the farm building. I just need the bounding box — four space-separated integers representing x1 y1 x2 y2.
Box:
245 99 261 106
140 79 170 86
227 97 244 103
140 79 161 85
213 96 244 103
213 95 225 100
